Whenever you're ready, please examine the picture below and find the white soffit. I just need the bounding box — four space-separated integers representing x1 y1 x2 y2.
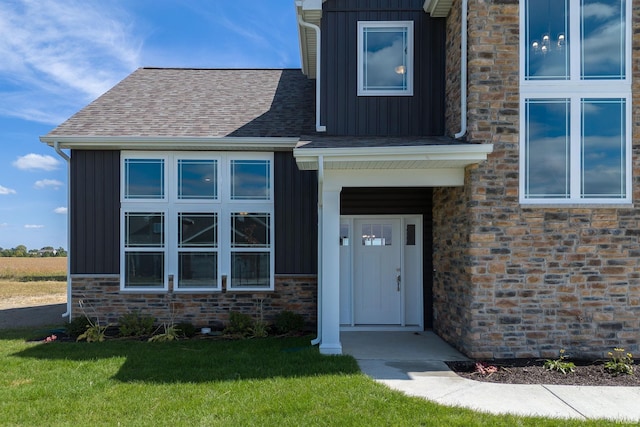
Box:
423 0 453 18
294 144 494 171
296 0 322 78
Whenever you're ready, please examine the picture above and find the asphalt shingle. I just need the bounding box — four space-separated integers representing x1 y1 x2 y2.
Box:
45 68 317 139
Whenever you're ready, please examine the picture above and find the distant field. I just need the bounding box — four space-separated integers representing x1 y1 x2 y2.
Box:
0 258 67 308
0 257 67 280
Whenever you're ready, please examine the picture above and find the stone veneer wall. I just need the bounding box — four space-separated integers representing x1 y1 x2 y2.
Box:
69 275 317 330
434 0 640 359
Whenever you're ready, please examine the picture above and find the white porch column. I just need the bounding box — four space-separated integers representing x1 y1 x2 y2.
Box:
319 187 342 355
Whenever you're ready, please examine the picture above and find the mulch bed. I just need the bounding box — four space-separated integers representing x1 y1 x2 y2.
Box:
447 359 640 386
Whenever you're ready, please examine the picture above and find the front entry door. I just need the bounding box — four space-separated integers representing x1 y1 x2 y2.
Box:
353 219 402 325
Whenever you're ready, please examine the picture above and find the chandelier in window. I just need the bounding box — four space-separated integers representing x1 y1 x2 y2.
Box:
531 33 565 54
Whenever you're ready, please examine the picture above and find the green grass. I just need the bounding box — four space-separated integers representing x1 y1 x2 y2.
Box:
0 328 630 426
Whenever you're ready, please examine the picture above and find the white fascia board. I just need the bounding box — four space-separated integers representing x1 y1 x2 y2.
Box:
39 136 300 151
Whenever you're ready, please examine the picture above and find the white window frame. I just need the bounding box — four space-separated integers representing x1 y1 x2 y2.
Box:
519 0 632 205
120 152 274 292
357 21 414 97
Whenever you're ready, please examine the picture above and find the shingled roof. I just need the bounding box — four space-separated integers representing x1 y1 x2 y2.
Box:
44 68 316 139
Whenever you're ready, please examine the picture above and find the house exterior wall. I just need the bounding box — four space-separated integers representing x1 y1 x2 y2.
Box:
320 0 446 136
433 0 640 359
70 150 120 274
69 150 318 326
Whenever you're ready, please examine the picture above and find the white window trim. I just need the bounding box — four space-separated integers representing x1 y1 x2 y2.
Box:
357 20 414 97
518 0 632 205
120 152 274 292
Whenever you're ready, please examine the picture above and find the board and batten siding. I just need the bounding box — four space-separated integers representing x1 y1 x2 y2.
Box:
70 150 120 275
321 0 446 136
340 187 434 328
274 152 318 275
70 150 318 276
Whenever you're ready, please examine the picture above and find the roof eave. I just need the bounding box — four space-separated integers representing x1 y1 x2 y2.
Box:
296 0 322 78
293 143 494 170
423 0 453 18
39 136 301 151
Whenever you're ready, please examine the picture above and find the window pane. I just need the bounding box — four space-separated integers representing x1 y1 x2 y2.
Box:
230 160 270 200
231 252 270 288
525 0 569 80
178 252 217 288
125 252 163 287
581 99 626 198
125 213 164 247
581 0 625 79
525 100 570 198
179 213 217 247
125 159 164 199
362 26 409 91
231 213 270 248
340 223 350 247
361 223 392 246
178 159 217 200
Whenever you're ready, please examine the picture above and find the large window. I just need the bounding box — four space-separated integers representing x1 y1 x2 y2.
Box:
357 21 413 96
520 0 631 203
121 152 273 291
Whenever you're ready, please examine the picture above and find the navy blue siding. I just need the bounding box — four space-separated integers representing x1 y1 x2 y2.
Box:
274 152 318 274
321 0 446 136
70 150 120 274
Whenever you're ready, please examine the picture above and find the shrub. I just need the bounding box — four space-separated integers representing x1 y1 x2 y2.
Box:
274 310 305 335
176 321 197 338
66 316 92 339
605 348 634 376
544 349 575 374
77 322 109 343
148 323 181 342
119 311 155 337
223 312 254 337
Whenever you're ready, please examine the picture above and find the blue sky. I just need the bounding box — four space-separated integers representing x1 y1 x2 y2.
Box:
0 0 301 251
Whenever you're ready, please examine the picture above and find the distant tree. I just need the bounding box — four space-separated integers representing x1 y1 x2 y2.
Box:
56 247 68 257
13 245 27 257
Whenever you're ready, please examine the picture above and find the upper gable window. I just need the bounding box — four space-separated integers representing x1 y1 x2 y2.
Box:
357 21 413 96
525 0 626 81
520 0 631 204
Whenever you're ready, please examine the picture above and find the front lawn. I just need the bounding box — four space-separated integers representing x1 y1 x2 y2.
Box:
0 328 627 426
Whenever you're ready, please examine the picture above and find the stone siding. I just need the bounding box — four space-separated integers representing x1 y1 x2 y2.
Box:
434 0 640 359
70 275 317 331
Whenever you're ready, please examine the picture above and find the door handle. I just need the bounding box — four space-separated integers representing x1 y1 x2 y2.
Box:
396 274 401 292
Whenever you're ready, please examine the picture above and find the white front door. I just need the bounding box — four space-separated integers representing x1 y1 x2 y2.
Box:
353 219 402 325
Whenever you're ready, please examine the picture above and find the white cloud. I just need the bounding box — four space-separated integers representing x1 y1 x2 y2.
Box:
54 207 68 214
24 224 44 229
0 0 141 124
13 154 60 171
34 179 63 189
0 185 16 195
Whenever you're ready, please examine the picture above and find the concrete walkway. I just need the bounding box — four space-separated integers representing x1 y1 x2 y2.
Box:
342 331 640 422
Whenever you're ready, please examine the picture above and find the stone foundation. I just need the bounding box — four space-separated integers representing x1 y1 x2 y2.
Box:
69 274 317 330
